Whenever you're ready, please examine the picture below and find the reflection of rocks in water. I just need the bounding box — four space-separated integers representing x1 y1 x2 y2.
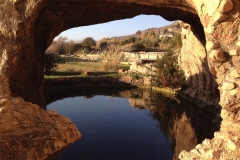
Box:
128 98 150 109
173 112 197 160
124 90 220 160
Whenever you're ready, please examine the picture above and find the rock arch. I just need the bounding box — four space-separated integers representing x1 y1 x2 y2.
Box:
0 0 240 159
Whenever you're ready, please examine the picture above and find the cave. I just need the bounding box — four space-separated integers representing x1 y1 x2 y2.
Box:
0 0 240 159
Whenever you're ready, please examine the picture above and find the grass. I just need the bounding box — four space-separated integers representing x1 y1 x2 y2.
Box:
56 57 102 72
45 56 129 78
118 64 130 70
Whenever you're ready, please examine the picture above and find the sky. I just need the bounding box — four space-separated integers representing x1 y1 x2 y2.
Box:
56 14 173 41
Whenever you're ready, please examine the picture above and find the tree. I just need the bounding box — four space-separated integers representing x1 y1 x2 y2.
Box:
81 37 96 50
99 41 108 50
129 37 136 43
161 36 171 44
44 53 57 74
70 43 82 54
147 30 155 39
130 42 145 51
47 36 68 54
171 33 182 48
153 49 185 88
144 39 159 48
63 40 75 55
136 30 141 35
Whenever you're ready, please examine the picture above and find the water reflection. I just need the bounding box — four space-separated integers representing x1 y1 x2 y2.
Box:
46 88 220 159
116 89 220 159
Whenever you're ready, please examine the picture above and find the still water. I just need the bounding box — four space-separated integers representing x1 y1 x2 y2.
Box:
46 89 220 160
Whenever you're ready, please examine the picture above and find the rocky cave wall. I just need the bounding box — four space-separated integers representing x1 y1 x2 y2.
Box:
0 0 240 159
179 22 220 111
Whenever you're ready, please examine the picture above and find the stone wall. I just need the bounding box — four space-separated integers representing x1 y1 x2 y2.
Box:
179 0 240 159
0 0 240 159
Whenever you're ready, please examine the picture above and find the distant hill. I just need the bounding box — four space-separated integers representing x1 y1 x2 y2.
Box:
112 21 181 41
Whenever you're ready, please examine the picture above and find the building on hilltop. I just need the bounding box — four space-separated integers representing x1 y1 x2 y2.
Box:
159 33 173 39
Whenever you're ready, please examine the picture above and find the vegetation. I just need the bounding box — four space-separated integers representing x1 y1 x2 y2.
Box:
47 36 97 55
44 53 57 74
136 30 141 35
147 30 156 39
81 37 96 51
160 33 182 49
131 73 140 80
130 42 145 51
45 22 185 89
99 41 108 50
171 33 182 48
153 49 185 88
100 45 124 71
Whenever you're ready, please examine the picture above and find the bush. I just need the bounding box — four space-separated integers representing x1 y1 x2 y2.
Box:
136 30 141 35
153 49 185 88
100 45 124 71
44 53 57 74
99 41 108 50
81 37 96 50
161 36 171 44
144 39 159 48
171 33 182 48
130 42 145 52
131 73 140 80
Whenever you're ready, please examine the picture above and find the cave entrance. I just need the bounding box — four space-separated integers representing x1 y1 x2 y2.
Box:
8 0 206 109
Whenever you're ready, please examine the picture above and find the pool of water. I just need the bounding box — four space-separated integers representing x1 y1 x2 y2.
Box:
46 89 219 160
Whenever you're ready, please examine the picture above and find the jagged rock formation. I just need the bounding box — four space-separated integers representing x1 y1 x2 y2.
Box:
0 94 81 159
1 0 240 159
178 22 220 110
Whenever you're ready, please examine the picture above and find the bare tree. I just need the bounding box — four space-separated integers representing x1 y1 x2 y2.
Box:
46 36 68 54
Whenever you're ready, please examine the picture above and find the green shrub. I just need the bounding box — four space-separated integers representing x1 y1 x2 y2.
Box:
161 36 171 44
44 53 57 74
99 41 108 50
131 73 140 80
144 39 160 48
153 49 185 88
130 42 145 52
171 33 182 48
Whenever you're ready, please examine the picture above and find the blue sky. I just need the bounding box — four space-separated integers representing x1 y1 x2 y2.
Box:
57 14 173 41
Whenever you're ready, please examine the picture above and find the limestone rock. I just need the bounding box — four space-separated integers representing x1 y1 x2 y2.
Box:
207 0 221 16
206 41 214 51
218 0 233 13
210 12 228 25
229 49 239 56
230 69 240 79
179 22 220 108
210 50 227 63
236 41 240 47
1 0 240 160
0 97 81 159
222 81 235 91
226 140 236 150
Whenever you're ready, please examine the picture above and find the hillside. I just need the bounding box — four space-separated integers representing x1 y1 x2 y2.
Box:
112 21 181 40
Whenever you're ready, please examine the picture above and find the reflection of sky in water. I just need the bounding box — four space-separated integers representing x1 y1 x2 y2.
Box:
47 96 173 160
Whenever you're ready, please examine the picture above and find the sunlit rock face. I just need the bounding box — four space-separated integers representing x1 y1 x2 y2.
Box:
0 96 81 159
0 0 240 159
179 22 220 111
